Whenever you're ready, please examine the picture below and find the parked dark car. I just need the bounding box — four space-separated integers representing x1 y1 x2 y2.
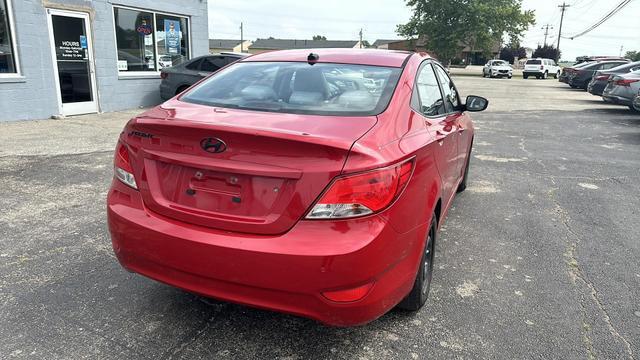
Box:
588 61 640 96
160 53 248 100
603 70 640 111
567 60 629 90
559 61 594 83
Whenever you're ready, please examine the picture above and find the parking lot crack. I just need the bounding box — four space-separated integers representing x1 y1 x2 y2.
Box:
549 188 635 359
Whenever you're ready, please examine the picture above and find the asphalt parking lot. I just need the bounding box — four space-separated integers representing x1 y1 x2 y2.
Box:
1 74 639 359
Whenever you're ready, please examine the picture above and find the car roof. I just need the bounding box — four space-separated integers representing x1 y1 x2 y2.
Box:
241 48 415 68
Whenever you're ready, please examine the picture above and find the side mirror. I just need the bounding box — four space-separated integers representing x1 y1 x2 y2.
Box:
464 95 488 112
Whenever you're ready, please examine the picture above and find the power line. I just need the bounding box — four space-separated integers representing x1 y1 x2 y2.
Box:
563 0 633 39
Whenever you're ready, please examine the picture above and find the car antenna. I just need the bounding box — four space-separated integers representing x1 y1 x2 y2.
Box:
307 53 319 65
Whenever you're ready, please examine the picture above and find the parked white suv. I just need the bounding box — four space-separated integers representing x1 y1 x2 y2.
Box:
482 60 513 79
523 58 561 79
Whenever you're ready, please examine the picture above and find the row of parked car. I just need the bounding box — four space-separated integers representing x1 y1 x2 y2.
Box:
559 57 640 112
482 58 563 80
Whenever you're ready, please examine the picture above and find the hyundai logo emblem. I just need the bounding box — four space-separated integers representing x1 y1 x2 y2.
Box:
200 137 227 153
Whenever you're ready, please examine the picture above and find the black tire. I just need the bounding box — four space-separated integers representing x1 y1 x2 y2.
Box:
175 85 190 96
555 71 560 79
542 71 548 79
536 75 541 79
398 216 436 311
457 143 472 193
508 75 512 79
629 105 640 113
523 74 528 79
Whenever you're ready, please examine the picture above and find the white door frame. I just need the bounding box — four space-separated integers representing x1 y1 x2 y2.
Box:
46 8 99 116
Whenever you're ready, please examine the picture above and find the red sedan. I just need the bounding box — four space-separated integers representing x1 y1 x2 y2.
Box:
107 49 487 326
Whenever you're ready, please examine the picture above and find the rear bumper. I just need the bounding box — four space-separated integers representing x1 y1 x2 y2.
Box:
523 71 543 76
602 94 632 106
107 180 427 326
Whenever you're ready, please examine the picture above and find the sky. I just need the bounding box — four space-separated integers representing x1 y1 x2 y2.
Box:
207 0 640 61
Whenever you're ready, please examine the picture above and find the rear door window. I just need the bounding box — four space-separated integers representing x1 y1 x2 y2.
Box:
200 56 227 72
185 58 202 70
412 63 445 117
527 60 541 65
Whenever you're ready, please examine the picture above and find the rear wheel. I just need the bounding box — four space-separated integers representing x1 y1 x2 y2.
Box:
555 71 560 79
630 105 640 113
398 216 436 311
523 74 529 79
542 71 548 79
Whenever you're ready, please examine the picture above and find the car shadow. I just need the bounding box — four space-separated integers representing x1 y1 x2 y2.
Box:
152 287 422 358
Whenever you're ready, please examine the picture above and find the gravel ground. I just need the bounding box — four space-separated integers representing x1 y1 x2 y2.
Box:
1 75 639 359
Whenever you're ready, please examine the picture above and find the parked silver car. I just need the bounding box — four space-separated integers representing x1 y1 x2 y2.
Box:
160 53 248 100
602 70 640 111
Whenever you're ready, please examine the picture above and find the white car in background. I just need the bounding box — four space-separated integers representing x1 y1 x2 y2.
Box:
523 58 561 79
482 60 513 79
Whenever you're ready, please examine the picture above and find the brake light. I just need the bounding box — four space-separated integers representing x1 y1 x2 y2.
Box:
306 159 414 219
540 65 544 70
160 72 168 79
114 141 137 189
614 79 640 87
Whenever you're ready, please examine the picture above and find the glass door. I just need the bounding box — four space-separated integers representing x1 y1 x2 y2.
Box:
47 9 97 116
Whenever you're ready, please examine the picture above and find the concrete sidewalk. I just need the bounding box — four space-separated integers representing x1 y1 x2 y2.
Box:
0 109 141 157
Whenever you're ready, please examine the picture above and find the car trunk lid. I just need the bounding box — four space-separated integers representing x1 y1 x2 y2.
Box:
122 99 377 235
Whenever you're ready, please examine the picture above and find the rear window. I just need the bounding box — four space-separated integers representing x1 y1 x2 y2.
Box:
180 62 402 116
526 60 542 65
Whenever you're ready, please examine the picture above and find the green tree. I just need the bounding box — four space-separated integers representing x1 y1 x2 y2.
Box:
312 35 327 41
500 44 527 64
624 51 640 62
532 44 560 60
397 0 535 65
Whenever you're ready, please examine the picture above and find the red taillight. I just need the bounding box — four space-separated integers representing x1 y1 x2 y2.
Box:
322 282 374 302
114 141 137 189
595 74 610 81
540 65 544 70
306 159 414 219
160 72 168 79
614 79 640 87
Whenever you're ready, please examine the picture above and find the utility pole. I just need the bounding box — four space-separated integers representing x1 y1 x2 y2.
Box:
359 28 363 48
620 45 624 57
556 2 570 61
240 22 244 53
542 24 554 46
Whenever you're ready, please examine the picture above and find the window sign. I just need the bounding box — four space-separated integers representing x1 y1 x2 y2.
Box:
79 35 87 49
114 7 190 73
57 39 84 60
164 19 181 55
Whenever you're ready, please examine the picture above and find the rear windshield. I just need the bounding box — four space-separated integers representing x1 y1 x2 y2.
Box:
526 60 541 65
181 62 402 116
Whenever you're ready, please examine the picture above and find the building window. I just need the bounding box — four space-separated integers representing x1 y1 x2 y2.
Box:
0 0 18 75
113 6 190 74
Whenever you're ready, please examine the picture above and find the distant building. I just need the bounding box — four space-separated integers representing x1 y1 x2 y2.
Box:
372 37 500 65
248 39 362 54
209 39 253 54
371 39 402 49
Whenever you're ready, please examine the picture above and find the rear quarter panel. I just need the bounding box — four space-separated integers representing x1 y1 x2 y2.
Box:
343 55 443 235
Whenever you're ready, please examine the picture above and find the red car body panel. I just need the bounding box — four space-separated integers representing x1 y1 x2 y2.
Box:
107 49 475 326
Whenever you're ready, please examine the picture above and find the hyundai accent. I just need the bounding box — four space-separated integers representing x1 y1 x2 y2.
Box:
107 49 488 326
